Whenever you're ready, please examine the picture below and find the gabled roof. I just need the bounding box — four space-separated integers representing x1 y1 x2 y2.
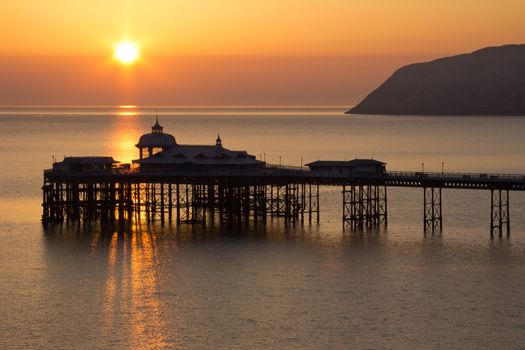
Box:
305 159 386 167
304 160 350 167
348 159 386 166
137 144 261 165
61 156 117 165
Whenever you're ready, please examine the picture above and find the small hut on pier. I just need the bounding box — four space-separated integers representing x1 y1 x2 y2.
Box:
305 159 386 176
52 156 118 173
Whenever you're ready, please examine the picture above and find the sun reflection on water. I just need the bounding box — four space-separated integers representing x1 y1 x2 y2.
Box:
118 111 139 116
117 105 138 116
109 114 141 164
96 225 174 348
129 229 168 348
102 232 118 332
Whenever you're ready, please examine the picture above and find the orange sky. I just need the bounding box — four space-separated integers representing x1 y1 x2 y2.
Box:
1 0 524 105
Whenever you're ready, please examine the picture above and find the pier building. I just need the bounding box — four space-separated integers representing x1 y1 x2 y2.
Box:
305 159 386 177
134 119 262 171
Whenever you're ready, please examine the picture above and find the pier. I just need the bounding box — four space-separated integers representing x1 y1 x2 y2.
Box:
42 165 525 237
42 120 525 237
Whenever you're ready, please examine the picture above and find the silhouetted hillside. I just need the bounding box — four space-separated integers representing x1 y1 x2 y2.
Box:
347 45 525 115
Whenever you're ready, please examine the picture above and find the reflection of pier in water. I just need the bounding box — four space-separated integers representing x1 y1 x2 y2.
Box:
41 119 525 238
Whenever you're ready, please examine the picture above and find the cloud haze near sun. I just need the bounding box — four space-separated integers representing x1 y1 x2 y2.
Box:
0 0 524 105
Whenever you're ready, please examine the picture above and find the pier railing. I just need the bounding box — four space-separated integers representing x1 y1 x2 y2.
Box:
386 171 525 182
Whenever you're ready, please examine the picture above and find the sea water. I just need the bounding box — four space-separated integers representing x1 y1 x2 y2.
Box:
0 107 524 349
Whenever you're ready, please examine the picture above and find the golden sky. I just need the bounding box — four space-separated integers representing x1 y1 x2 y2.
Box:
1 0 524 105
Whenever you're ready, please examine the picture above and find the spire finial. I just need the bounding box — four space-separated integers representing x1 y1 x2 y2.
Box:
152 112 163 133
216 133 222 148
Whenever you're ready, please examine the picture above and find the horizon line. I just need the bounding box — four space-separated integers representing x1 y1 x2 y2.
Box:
0 52 447 60
0 104 353 109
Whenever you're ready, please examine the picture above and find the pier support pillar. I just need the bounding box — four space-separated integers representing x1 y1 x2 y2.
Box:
268 183 311 223
343 185 387 230
175 184 206 224
423 187 442 234
301 183 320 224
490 189 510 238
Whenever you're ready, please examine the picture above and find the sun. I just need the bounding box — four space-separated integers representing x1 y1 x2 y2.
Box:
114 41 139 64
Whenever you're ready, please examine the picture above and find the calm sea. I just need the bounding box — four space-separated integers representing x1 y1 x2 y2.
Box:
1 106 525 349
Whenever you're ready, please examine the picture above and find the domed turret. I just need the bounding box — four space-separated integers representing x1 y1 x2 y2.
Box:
136 117 177 159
